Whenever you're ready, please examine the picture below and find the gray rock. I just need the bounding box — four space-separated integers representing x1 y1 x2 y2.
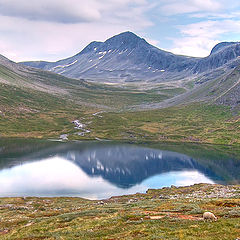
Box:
21 32 240 85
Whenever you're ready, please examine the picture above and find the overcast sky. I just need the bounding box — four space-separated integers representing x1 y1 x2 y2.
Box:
0 0 240 62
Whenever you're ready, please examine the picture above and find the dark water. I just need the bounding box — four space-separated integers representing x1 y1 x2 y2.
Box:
0 139 239 199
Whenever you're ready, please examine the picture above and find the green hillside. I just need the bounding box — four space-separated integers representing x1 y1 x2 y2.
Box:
0 57 239 144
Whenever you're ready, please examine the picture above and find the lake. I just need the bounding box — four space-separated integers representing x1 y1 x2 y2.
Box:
0 139 239 199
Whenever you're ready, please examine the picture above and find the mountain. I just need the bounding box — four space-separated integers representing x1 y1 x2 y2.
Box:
22 31 198 82
193 42 240 75
0 52 91 107
0 52 131 122
22 31 240 84
2 47 240 112
0 52 239 143
0 53 185 112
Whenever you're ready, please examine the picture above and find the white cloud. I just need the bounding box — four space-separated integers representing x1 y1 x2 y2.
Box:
0 0 103 23
190 11 240 19
0 0 152 61
159 0 222 15
151 0 240 57
0 0 240 61
0 157 146 199
171 37 219 57
169 20 240 57
0 0 149 23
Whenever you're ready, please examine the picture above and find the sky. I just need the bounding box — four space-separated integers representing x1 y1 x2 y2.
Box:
0 0 240 62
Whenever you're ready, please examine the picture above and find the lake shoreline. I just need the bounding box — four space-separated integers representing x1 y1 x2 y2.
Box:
1 183 240 200
1 136 240 148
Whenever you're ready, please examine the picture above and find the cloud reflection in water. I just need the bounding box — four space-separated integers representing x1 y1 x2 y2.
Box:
0 156 214 199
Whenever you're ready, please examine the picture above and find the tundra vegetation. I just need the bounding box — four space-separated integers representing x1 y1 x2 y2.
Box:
0 184 239 239
0 53 239 145
0 83 239 145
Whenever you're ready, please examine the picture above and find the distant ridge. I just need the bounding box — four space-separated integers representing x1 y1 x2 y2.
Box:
21 31 240 84
22 31 195 82
0 44 239 111
210 42 239 54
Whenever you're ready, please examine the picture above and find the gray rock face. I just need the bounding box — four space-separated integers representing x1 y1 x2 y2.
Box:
217 83 240 107
21 32 240 84
215 67 240 107
210 42 238 55
22 32 197 82
193 42 240 73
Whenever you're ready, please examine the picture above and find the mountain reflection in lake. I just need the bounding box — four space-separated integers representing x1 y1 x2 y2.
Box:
0 140 239 199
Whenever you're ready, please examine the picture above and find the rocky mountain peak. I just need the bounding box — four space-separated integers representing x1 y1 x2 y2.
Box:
104 31 145 48
210 42 239 55
20 32 240 84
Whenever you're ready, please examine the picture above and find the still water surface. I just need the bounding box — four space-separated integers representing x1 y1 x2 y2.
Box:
0 140 239 199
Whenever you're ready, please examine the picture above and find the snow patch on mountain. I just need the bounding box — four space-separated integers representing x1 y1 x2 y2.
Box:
52 60 78 70
21 32 240 84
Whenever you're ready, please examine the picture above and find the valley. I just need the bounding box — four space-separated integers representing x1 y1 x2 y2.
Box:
1 1 240 239
0 32 239 145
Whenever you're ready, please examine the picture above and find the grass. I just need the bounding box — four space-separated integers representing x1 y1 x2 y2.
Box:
0 184 239 239
0 83 83 138
79 103 239 145
0 86 239 145
0 63 239 145
0 63 181 110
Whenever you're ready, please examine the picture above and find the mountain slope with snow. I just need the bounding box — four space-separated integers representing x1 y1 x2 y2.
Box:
22 32 240 84
22 32 198 83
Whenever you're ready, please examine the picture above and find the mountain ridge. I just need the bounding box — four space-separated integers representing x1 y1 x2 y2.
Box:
0 32 239 110
21 31 197 82
21 31 240 84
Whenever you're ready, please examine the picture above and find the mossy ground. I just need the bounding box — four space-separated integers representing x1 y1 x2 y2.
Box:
0 61 239 145
1 101 239 146
0 71 239 145
85 104 240 145
0 184 239 239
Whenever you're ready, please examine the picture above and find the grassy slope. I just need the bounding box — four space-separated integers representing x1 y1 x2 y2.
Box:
0 63 181 109
0 82 239 144
0 81 89 138
0 63 181 138
79 104 239 145
0 184 239 239
0 60 239 144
